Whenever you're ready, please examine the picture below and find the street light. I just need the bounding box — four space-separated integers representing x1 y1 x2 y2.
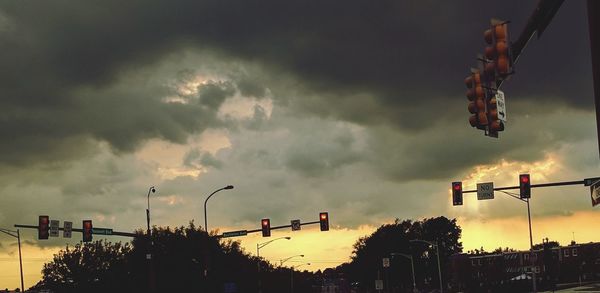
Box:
0 228 24 292
146 186 156 236
257 236 291 293
280 254 305 267
410 239 443 293
291 262 311 293
391 252 416 291
203 185 234 233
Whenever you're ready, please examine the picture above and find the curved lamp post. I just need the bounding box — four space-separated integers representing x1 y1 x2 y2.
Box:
280 254 305 267
410 239 442 293
146 186 156 236
391 252 416 291
203 185 234 233
257 236 291 293
291 262 311 293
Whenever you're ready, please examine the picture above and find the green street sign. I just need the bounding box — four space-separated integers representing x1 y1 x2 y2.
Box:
92 228 113 235
222 230 247 238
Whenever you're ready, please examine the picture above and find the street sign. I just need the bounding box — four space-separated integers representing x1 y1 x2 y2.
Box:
477 182 495 200
63 221 72 238
591 182 600 207
222 230 248 238
49 220 59 237
92 228 113 235
291 220 301 231
382 258 390 268
375 280 384 290
584 177 600 186
496 90 507 122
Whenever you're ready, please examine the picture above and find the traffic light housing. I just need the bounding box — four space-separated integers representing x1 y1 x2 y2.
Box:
484 22 513 79
465 70 488 130
452 182 463 206
319 212 329 231
38 215 49 240
261 218 271 237
519 174 531 199
82 220 93 242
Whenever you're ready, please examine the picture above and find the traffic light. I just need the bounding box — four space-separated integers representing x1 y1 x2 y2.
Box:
452 182 463 206
465 70 488 130
38 215 49 240
319 212 329 231
82 220 93 242
484 21 513 79
519 174 531 199
261 218 271 237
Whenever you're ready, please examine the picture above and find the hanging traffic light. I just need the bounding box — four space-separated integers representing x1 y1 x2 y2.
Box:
484 21 513 79
465 70 487 130
38 215 49 240
82 220 93 242
452 182 463 206
319 212 329 231
261 218 271 237
519 174 531 199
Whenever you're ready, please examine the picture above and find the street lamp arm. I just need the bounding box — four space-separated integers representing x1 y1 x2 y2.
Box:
410 239 437 247
258 237 291 250
203 185 234 232
0 228 18 238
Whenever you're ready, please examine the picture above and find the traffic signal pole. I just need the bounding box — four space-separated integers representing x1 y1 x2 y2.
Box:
461 178 595 194
587 0 600 158
0 228 24 293
13 224 138 237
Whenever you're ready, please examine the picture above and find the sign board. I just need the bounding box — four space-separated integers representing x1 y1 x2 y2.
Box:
584 177 600 186
591 182 600 207
496 90 507 122
291 220 301 231
49 220 59 237
375 280 384 290
63 221 72 238
222 230 248 238
382 258 390 268
477 182 494 200
92 228 113 235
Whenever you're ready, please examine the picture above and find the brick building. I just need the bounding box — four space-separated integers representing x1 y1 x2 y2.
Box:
449 242 600 292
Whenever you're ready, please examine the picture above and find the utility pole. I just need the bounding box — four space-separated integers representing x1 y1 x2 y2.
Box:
0 228 24 292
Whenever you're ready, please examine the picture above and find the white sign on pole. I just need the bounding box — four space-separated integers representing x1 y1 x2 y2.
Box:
496 90 507 122
591 180 600 207
49 220 60 237
375 280 384 290
291 220 301 231
63 221 72 238
477 182 495 200
382 258 390 268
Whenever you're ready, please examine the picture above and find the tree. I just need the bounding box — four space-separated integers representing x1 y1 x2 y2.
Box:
342 217 462 292
40 241 131 293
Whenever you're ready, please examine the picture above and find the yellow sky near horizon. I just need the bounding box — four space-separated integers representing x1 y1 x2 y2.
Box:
2 209 599 290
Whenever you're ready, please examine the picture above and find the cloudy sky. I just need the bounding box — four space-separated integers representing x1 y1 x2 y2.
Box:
0 0 599 288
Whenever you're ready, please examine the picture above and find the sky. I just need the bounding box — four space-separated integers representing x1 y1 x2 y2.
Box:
0 0 599 289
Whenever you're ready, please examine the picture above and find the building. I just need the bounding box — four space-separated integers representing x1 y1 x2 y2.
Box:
449 241 600 292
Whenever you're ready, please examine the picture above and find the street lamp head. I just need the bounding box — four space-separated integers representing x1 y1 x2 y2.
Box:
285 237 291 240
300 254 305 257
224 185 234 190
151 187 156 193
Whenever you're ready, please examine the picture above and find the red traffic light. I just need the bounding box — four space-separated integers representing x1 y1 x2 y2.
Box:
82 220 93 242
519 174 531 199
38 215 50 240
452 182 463 206
319 212 329 231
261 218 271 237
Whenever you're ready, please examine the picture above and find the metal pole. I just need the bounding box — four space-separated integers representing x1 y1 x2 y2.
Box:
257 244 262 293
17 229 24 293
408 256 416 292
527 199 537 292
436 242 443 293
587 0 600 157
204 186 233 233
291 268 294 293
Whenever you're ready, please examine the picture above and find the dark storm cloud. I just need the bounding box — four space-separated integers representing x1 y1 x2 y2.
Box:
0 0 592 168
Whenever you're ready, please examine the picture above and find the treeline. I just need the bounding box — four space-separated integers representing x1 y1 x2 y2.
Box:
31 217 464 292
